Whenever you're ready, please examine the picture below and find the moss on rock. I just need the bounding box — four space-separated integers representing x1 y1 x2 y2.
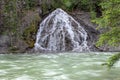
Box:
22 15 40 48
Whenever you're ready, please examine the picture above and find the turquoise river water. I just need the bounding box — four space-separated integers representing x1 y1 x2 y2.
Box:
0 52 120 80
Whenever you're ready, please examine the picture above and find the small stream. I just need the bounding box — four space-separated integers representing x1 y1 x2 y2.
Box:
0 52 120 80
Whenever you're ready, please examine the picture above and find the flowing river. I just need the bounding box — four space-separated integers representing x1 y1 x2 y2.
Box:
0 52 120 80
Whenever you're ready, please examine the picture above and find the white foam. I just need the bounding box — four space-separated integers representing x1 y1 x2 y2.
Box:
0 70 7 75
115 61 120 67
43 69 62 76
53 75 69 80
14 75 32 80
34 8 90 52
79 70 101 76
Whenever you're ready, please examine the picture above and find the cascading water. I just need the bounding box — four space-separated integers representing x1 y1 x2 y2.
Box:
34 8 90 52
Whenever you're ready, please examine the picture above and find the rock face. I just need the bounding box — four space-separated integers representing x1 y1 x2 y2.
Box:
34 8 90 52
0 35 10 53
71 12 100 51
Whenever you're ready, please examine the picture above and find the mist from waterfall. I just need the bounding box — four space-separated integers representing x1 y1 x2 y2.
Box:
34 8 90 52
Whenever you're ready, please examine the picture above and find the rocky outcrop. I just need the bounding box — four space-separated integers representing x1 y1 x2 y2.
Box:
0 35 29 54
0 35 10 53
0 7 119 53
70 12 100 51
34 8 99 52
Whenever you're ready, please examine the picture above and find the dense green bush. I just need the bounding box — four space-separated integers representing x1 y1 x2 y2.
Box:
25 0 37 10
62 0 101 12
93 0 120 68
102 52 120 68
93 0 120 47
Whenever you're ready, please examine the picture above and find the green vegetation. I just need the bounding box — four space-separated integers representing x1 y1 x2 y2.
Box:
94 0 120 47
92 0 120 67
102 53 120 68
62 0 101 11
0 0 119 65
0 0 40 49
22 25 36 48
8 46 19 53
22 15 40 48
0 0 101 47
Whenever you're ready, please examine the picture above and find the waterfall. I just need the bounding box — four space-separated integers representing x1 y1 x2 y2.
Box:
34 8 90 52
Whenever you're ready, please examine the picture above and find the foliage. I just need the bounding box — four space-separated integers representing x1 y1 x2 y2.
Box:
102 53 120 68
1 0 38 34
0 0 119 54
62 0 101 11
8 46 19 53
96 27 120 46
93 0 120 47
25 0 37 10
0 0 40 47
39 0 101 14
22 15 40 48
93 0 120 68
3 0 19 33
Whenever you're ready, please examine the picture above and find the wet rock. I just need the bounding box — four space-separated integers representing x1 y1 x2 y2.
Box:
0 35 10 53
34 8 90 52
